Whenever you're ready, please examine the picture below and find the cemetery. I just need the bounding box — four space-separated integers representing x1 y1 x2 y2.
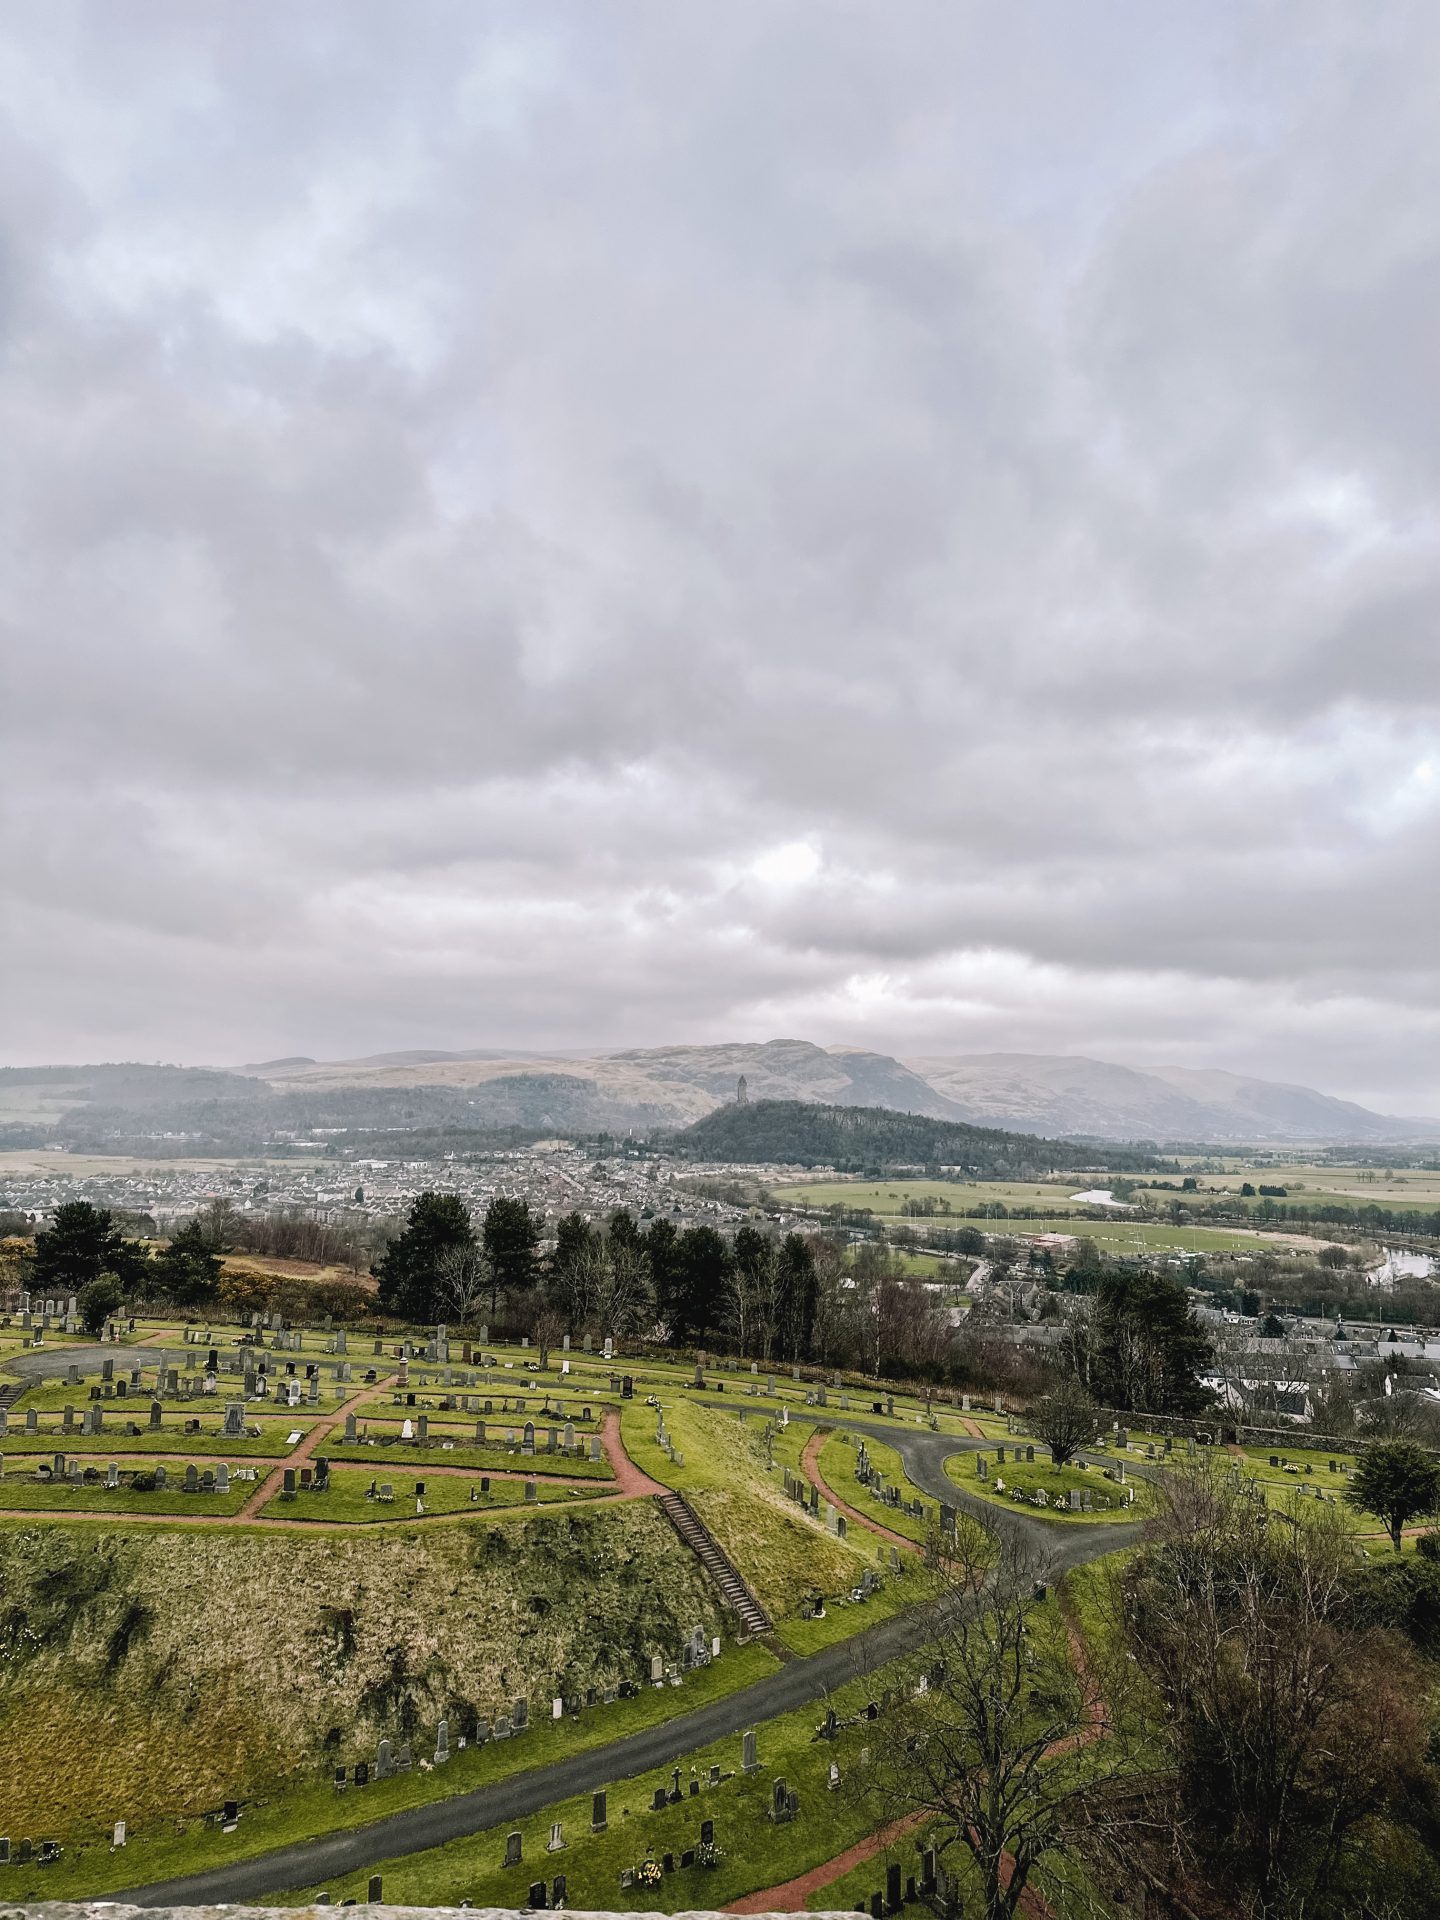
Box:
0 1300 1434 1917
946 1444 1152 1522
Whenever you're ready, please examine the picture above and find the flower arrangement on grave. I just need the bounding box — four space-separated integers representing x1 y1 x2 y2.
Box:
695 1839 724 1869
635 1857 663 1888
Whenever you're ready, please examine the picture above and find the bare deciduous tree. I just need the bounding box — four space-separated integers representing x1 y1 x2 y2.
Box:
1024 1374 1103 1466
435 1242 491 1327
583 1240 654 1341
1108 1458 1432 1914
863 1528 1129 1920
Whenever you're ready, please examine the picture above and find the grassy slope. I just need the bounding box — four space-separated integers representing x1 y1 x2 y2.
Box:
620 1396 879 1620
0 1503 729 1854
279 1639 927 1910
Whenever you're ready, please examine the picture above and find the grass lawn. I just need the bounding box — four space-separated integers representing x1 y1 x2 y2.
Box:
945 1448 1143 1522
991 1217 1279 1253
0 1467 252 1517
0 1424 311 1458
257 1465 610 1523
772 1177 1113 1213
275 1653 925 1911
620 1397 878 1622
7 1378 352 1414
772 1568 917 1657
275 1589 1099 1915
817 1431 933 1547
9 1626 782 1903
325 1432 613 1477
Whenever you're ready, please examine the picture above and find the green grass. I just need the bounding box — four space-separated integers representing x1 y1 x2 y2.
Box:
0 1424 314 1458
5 1378 352 1414
0 1465 251 1516
772 1177 1114 1213
983 1216 1278 1253
275 1649 926 1911
945 1448 1143 1522
817 1431 933 1546
6 1625 782 1903
620 1397 881 1622
259 1465 610 1523
325 1439 614 1478
772 1567 915 1656
769 1181 1287 1252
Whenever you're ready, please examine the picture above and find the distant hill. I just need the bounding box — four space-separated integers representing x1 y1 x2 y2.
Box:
905 1052 1440 1146
671 1099 1165 1174
7 1042 1436 1154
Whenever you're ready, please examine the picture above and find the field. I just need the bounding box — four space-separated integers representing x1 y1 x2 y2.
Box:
771 1180 1289 1251
773 1177 1108 1213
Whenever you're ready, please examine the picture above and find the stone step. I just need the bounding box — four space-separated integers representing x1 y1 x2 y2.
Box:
655 1492 772 1635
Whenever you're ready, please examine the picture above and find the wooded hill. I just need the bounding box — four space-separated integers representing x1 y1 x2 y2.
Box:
670 1099 1167 1174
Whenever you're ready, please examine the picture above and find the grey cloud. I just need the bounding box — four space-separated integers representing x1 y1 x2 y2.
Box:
2 1 1439 1111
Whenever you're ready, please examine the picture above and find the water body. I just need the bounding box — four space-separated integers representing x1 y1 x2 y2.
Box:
1369 1247 1435 1286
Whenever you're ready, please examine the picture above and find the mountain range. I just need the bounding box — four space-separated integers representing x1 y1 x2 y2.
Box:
235 1040 1439 1146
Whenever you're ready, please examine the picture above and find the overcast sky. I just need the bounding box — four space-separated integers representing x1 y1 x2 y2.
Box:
3 3 1438 1112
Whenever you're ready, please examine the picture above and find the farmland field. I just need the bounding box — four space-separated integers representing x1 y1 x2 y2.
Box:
774 1179 1286 1251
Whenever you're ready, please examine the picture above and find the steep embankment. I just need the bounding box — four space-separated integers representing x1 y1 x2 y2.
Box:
0 1504 721 1838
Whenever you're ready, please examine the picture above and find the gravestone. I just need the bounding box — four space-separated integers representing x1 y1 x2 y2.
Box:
591 1789 606 1833
504 1831 522 1868
742 1727 758 1773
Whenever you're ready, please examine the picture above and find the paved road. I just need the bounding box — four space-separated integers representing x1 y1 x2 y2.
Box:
4 1344 127 1380
113 1407 1139 1906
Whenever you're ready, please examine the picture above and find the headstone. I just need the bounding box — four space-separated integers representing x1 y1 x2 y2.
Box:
591 1789 607 1832
742 1727 758 1773
504 1831 522 1868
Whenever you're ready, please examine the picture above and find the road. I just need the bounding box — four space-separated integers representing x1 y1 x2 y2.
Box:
113 1409 1138 1906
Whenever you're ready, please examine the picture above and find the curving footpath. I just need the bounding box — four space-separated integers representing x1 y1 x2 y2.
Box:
111 1411 1139 1907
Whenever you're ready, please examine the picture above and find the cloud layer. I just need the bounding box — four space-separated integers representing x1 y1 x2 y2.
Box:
3 1 1439 1111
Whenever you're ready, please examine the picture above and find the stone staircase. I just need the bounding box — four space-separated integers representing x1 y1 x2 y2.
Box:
0 1380 28 1412
655 1491 772 1637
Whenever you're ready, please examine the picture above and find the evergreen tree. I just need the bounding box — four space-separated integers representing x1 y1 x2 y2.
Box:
643 1217 682 1331
33 1201 149 1295
77 1273 125 1335
375 1192 475 1323
1092 1266 1212 1415
482 1196 540 1311
777 1233 818 1361
670 1225 731 1344
152 1221 223 1308
607 1208 641 1254
1348 1440 1440 1552
549 1211 599 1324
